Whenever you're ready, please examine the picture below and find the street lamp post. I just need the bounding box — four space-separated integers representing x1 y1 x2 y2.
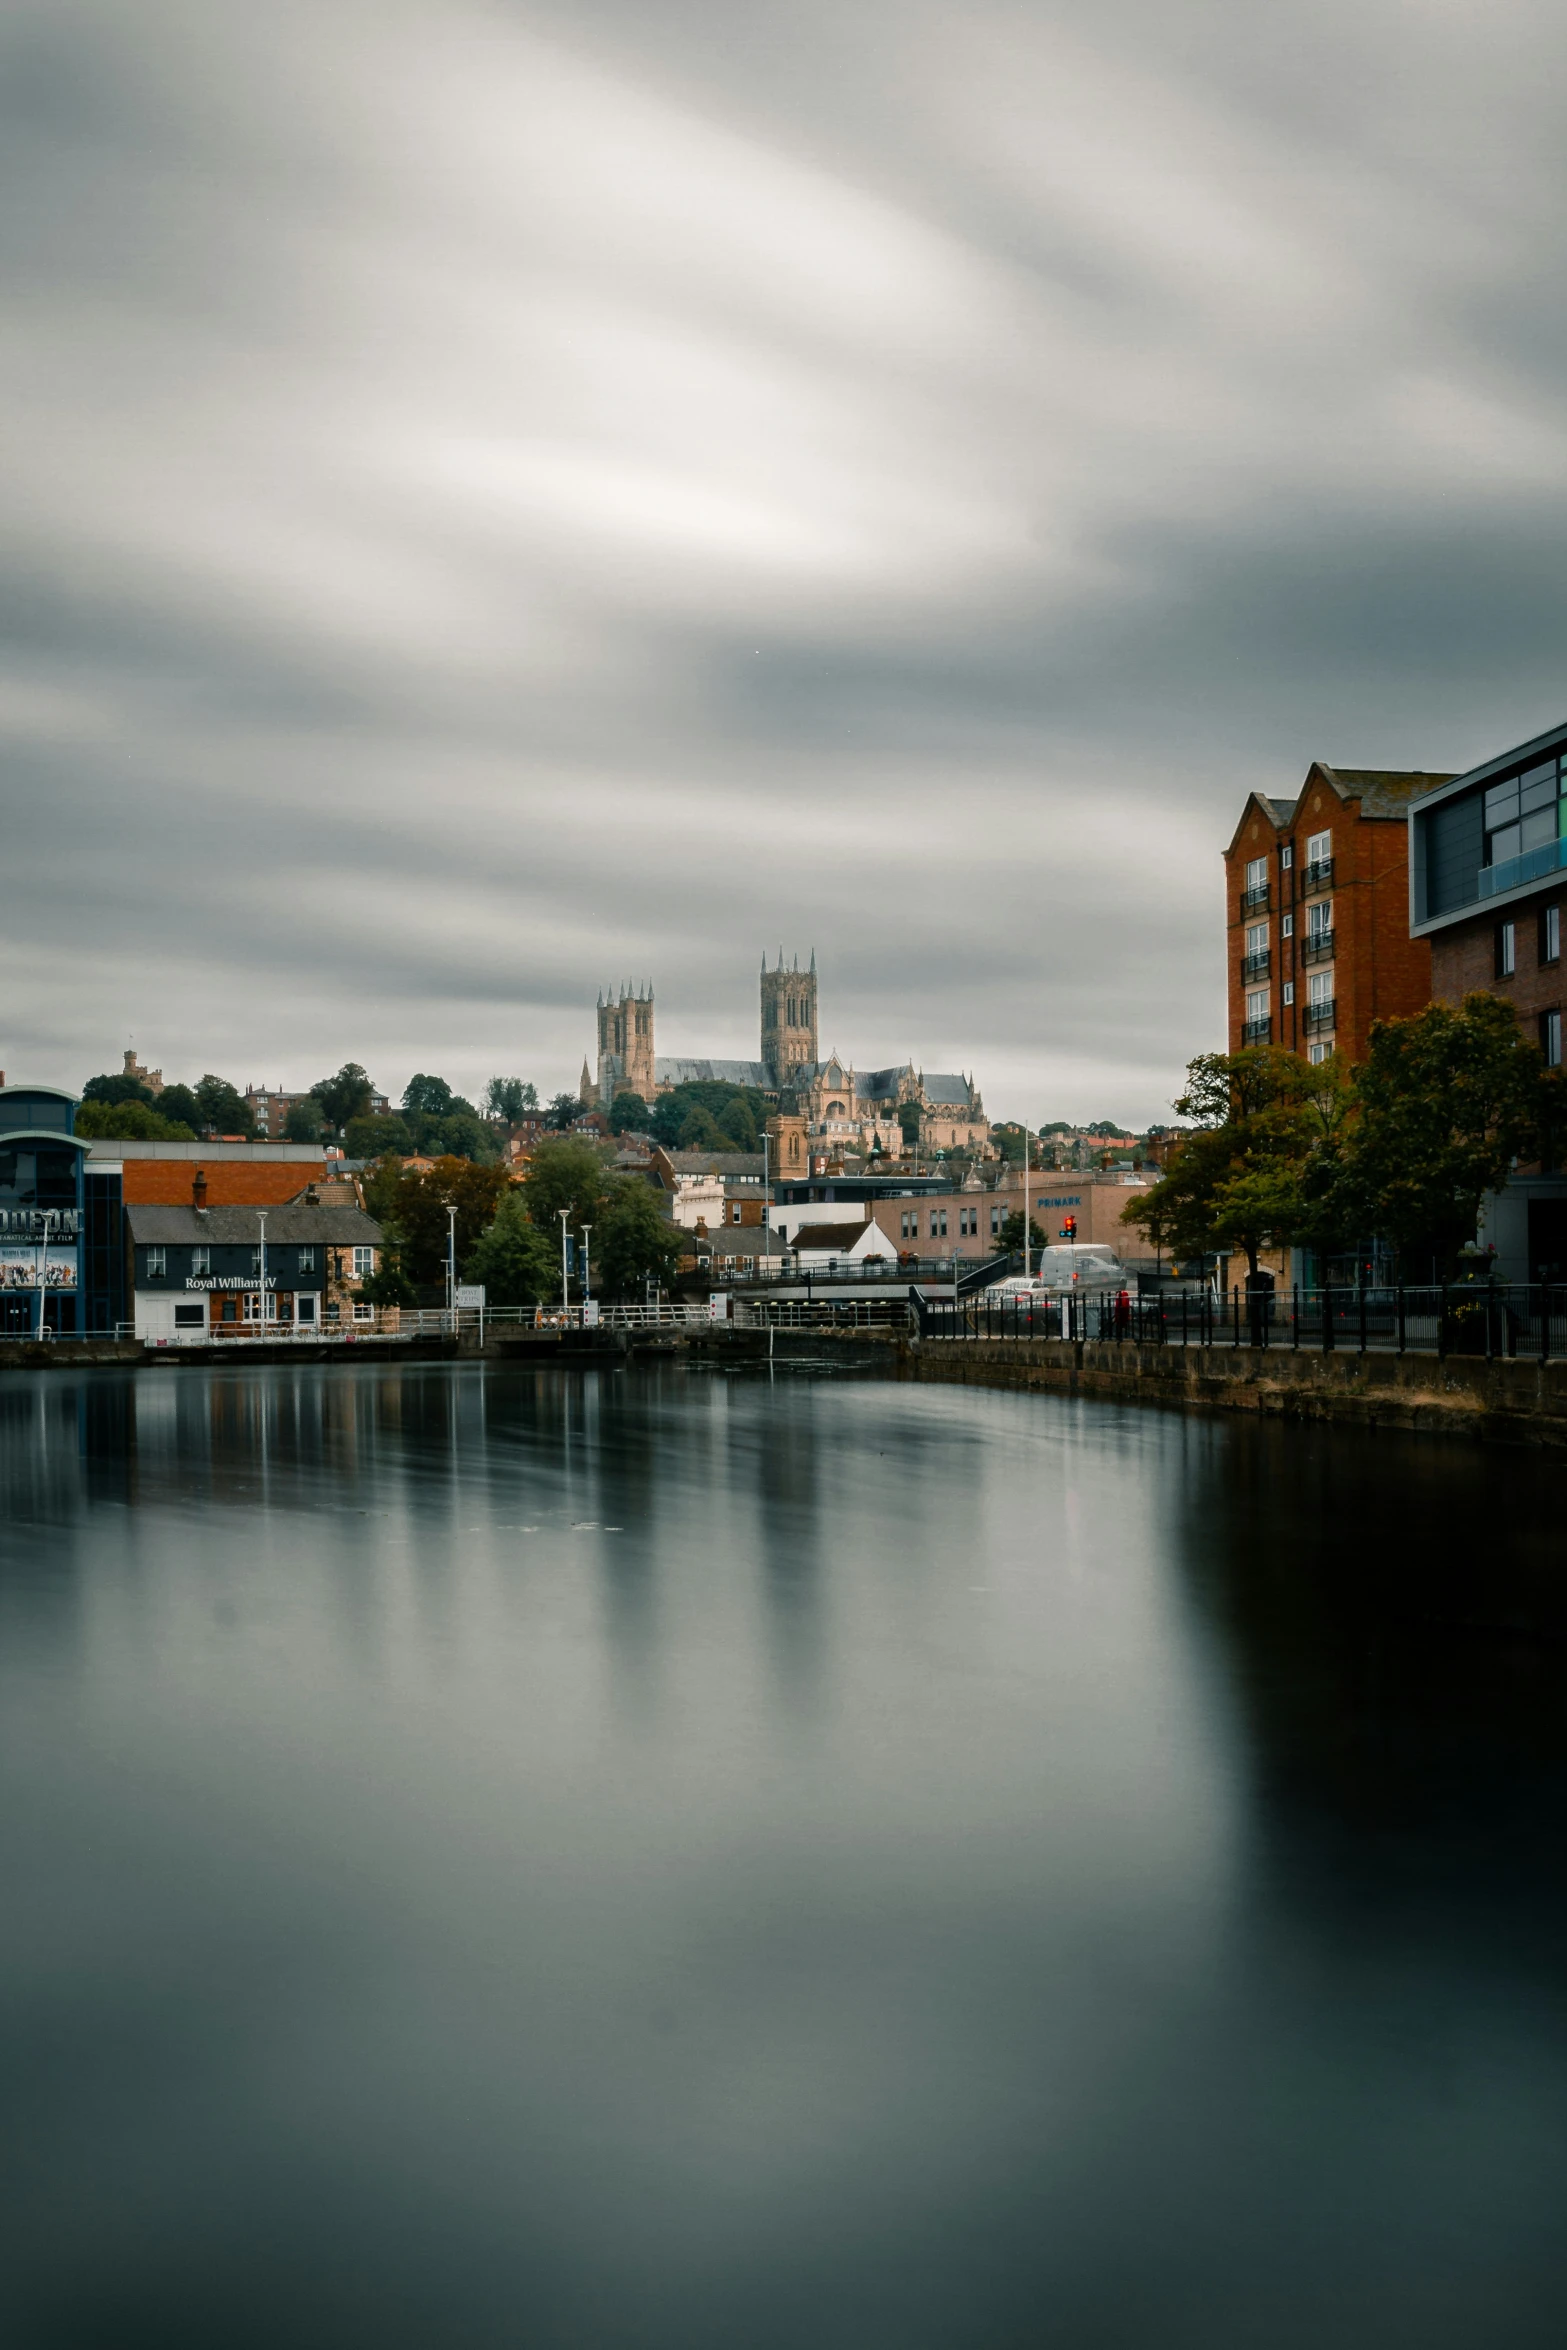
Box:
1021 1136 1030 1283
446 1205 457 1323
580 1225 592 1309
558 1208 571 1316
258 1210 268 1338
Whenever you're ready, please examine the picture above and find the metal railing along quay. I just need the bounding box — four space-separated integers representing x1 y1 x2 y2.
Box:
917 1284 1567 1362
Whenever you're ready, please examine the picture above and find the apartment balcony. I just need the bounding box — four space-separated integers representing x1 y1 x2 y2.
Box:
1241 882 1270 913
1241 949 1271 981
1241 1017 1272 1045
1302 857 1335 894
1301 932 1336 967
1303 1000 1336 1034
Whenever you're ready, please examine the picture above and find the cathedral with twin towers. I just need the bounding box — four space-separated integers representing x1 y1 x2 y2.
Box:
583 952 990 1157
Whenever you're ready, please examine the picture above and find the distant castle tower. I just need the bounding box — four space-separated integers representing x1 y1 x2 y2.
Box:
596 983 656 1107
760 949 818 1091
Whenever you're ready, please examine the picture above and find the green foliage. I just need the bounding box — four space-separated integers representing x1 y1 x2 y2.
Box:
595 1178 684 1296
485 1077 537 1123
194 1074 255 1137
546 1092 585 1131
81 1072 154 1106
283 1096 326 1142
990 1123 1027 1163
311 1063 375 1134
74 1098 195 1141
994 1211 1049 1255
1329 995 1548 1274
402 1073 453 1118
366 1156 511 1285
359 1261 417 1309
518 1138 681 1296
1126 1047 1340 1276
607 1090 650 1134
464 1190 560 1306
896 1101 921 1146
156 1084 202 1131
647 1081 770 1151
346 1113 415 1160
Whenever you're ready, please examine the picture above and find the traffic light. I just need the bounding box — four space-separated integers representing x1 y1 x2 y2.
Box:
1061 1215 1077 1240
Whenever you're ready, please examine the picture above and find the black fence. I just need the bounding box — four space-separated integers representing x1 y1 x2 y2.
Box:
915 1284 1567 1362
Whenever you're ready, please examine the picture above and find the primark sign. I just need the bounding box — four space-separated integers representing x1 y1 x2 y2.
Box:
0 1208 78 1239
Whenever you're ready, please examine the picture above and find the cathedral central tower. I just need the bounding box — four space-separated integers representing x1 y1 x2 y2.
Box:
760 950 817 1091
596 983 655 1106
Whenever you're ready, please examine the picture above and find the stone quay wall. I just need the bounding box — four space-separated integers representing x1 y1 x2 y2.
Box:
894 1334 1567 1445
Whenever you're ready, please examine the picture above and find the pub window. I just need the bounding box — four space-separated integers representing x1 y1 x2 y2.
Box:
1496 919 1516 979
146 1247 166 1277
191 1247 210 1275
1541 904 1561 966
352 1246 374 1277
297 1246 316 1272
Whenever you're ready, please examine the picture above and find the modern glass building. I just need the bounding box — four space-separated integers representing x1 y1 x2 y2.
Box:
0 1085 124 1337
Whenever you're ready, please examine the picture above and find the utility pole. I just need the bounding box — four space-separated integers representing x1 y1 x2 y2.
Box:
558 1208 571 1315
1021 1134 1030 1282
258 1209 268 1338
580 1225 592 1306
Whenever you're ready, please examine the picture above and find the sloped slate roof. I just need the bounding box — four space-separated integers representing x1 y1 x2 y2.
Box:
666 1151 766 1177
126 1204 382 1243
921 1074 976 1107
1311 764 1456 817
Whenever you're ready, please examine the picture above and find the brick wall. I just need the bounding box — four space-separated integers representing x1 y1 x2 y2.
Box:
1431 887 1566 1040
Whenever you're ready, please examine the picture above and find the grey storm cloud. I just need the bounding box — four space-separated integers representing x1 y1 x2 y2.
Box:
4 0 1567 1123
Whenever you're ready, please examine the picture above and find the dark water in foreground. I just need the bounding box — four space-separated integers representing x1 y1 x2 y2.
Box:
3 1362 1567 2349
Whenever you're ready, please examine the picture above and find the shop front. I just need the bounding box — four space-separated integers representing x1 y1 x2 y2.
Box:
0 1084 123 1337
126 1200 381 1344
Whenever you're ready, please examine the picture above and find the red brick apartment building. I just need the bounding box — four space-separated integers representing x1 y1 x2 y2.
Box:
1224 764 1452 1062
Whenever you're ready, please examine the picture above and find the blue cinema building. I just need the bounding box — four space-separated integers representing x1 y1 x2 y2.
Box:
0 1085 123 1338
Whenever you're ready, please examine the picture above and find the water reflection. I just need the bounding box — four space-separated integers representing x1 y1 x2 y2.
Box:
2 1363 1566 2348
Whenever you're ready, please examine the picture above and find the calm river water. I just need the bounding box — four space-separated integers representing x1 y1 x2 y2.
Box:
3 1360 1567 2347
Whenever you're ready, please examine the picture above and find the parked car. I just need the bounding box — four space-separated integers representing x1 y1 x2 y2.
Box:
985 1246 1129 1302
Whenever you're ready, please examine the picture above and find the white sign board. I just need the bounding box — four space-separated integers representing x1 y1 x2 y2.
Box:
583 1299 600 1327
455 1285 486 1308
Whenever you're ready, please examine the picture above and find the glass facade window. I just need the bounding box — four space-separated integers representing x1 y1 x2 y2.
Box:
1485 758 1563 867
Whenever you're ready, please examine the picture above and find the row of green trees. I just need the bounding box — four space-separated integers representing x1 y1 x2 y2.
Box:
1127 996 1564 1280
75 1064 545 1157
362 1139 684 1306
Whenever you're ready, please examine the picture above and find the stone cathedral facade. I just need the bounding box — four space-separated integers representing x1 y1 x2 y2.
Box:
585 954 989 1156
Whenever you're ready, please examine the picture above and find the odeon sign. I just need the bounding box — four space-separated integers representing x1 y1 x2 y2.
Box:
185 1275 279 1291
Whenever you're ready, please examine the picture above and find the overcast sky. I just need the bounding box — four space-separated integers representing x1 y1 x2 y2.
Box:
5 0 1567 1126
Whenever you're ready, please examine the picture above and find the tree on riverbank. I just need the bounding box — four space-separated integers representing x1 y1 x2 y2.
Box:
1130 998 1559 1278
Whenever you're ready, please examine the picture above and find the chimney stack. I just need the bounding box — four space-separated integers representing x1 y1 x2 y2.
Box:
192 1168 208 1212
